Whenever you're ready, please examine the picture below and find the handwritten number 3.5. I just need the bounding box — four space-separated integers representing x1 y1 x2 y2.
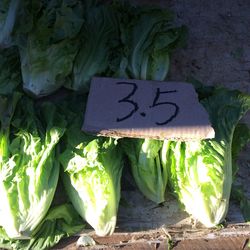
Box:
116 82 179 125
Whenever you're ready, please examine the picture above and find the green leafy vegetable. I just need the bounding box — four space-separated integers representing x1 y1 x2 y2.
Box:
231 122 250 222
60 109 124 236
116 5 187 80
0 47 21 95
0 0 20 48
16 0 84 97
231 123 250 175
0 203 84 250
0 94 66 239
68 2 120 93
167 89 250 227
122 138 170 203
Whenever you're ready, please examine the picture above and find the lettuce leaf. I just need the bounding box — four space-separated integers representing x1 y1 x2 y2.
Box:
0 0 20 48
167 89 250 227
15 0 84 97
121 138 170 203
68 2 120 93
0 203 84 250
116 4 187 80
0 95 66 238
0 47 21 95
59 111 124 236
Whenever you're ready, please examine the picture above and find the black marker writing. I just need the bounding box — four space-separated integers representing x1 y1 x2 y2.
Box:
116 82 139 122
116 83 179 125
150 88 179 125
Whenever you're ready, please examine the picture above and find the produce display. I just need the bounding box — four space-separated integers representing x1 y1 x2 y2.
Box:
0 0 249 249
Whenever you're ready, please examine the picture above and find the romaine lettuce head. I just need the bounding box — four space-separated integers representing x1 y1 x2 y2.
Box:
167 89 250 227
0 0 20 48
121 138 170 204
0 47 21 95
60 117 123 236
16 0 84 97
116 4 187 80
0 95 66 239
69 3 120 93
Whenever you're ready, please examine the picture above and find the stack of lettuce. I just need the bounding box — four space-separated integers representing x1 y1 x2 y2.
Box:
0 0 249 249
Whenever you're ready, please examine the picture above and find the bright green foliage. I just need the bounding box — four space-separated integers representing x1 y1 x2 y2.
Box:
15 0 84 97
0 94 66 239
69 2 120 93
0 0 20 48
0 203 84 250
60 114 124 236
122 138 170 203
167 89 250 227
0 47 21 95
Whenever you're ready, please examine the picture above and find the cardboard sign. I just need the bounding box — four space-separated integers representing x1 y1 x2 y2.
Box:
82 77 215 140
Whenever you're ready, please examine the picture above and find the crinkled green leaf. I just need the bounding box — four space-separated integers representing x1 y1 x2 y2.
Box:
0 47 21 95
69 3 120 92
16 0 84 97
121 138 170 203
116 5 187 80
0 0 20 48
0 203 84 250
231 123 250 174
0 96 66 239
60 113 123 236
167 89 250 227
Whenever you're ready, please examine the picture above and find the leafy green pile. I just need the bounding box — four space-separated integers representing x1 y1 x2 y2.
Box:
0 0 249 249
1 0 186 97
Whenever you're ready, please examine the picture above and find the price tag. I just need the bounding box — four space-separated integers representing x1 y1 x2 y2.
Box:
82 77 215 140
